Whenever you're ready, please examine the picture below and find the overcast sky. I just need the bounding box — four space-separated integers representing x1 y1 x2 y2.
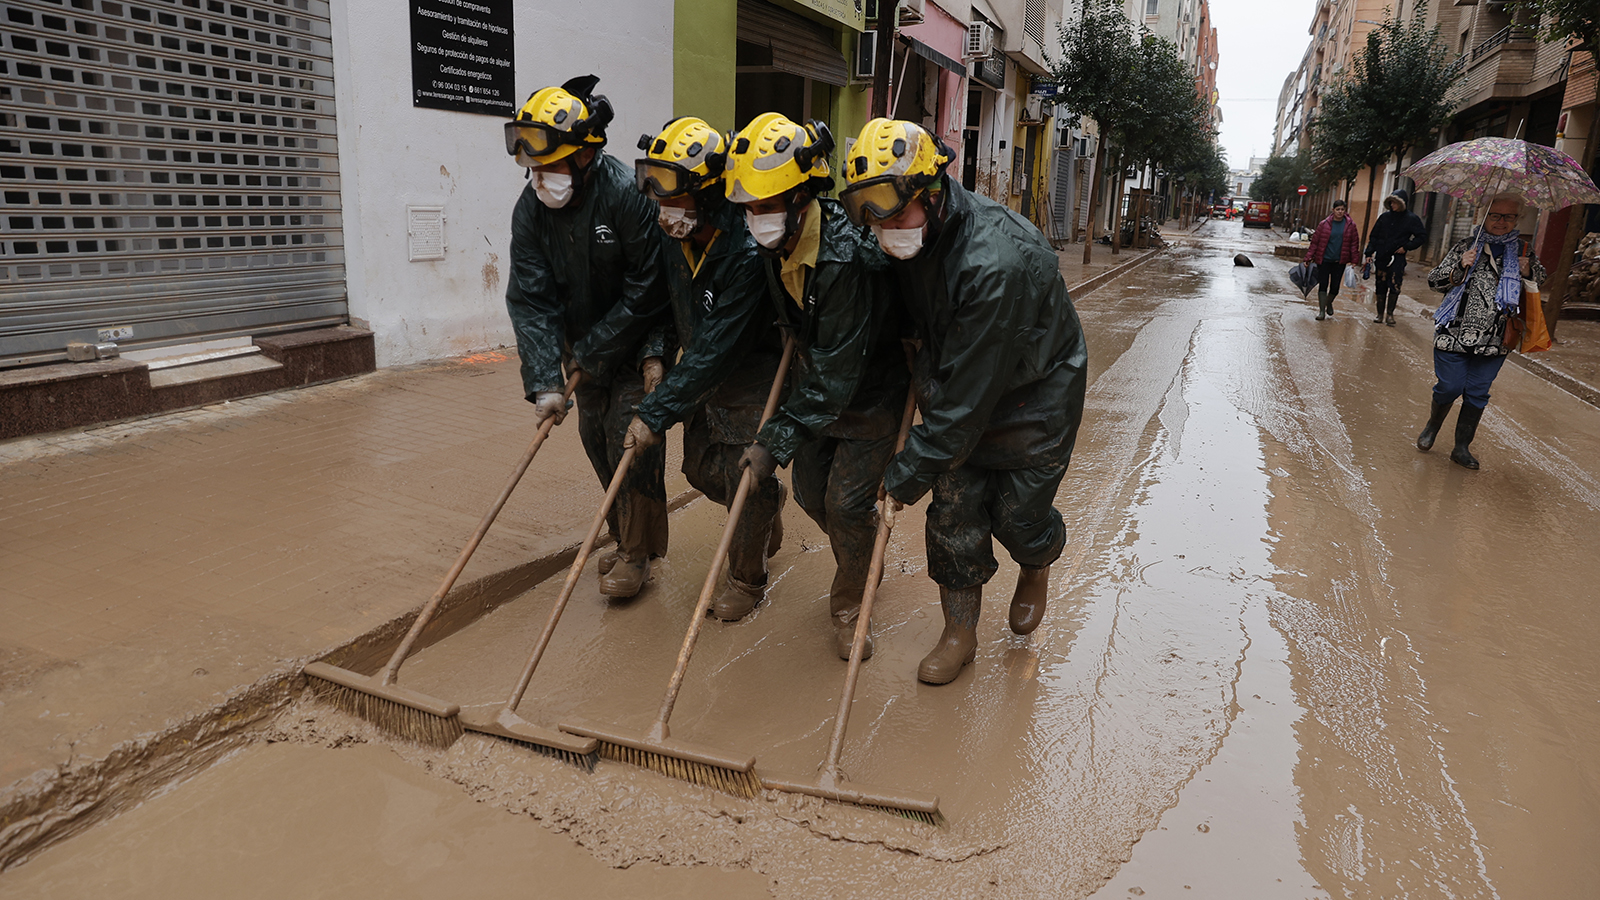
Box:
1211 0 1317 170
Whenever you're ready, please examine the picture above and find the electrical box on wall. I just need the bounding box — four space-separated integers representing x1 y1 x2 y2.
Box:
407 206 446 262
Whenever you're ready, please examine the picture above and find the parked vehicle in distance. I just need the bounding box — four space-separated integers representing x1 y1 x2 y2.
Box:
1211 205 1230 218
1242 201 1272 228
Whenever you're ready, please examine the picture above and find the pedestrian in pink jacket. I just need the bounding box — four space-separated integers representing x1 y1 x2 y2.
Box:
1304 200 1362 321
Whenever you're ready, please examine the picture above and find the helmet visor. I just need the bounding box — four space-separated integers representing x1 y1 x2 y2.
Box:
840 177 913 227
504 122 566 159
635 159 697 198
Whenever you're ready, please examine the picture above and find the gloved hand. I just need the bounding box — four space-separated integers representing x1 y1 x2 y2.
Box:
641 356 665 392
624 415 660 450
532 391 569 426
738 443 777 481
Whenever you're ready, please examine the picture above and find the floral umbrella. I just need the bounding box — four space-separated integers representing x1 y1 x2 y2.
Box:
1408 137 1600 210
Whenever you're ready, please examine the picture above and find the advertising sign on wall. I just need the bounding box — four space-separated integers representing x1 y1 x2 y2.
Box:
411 0 516 116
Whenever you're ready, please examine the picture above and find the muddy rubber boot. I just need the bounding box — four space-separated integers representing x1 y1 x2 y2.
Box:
918 586 981 686
1417 399 1452 452
599 555 650 598
831 605 873 661
1315 288 1327 321
1009 565 1049 635
710 575 764 621
1386 314 1397 326
595 550 619 576
1450 403 1485 470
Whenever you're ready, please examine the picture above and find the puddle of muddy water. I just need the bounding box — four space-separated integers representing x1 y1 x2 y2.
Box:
0 741 770 899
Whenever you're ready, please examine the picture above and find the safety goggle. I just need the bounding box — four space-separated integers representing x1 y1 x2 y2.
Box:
634 159 700 199
503 121 573 160
840 176 917 227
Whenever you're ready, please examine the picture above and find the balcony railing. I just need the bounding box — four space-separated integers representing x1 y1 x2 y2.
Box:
1472 26 1536 61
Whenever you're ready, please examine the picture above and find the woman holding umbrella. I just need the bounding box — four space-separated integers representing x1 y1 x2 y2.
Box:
1418 193 1544 469
1407 135 1600 470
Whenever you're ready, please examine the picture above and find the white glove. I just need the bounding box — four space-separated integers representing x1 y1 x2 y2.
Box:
532 391 568 426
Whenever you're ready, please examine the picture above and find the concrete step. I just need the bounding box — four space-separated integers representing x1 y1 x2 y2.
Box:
148 352 284 389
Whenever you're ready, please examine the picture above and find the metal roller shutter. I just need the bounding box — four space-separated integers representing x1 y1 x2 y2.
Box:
0 0 345 367
736 0 847 88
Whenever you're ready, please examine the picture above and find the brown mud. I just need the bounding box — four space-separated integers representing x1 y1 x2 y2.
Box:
4 221 1598 898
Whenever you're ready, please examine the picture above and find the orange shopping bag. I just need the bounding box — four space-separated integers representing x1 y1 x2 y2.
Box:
1522 280 1551 353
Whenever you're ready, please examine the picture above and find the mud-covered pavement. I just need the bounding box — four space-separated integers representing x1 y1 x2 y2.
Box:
6 221 1599 898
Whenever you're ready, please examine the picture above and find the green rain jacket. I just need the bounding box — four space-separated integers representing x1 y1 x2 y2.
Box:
884 179 1088 505
505 151 669 399
756 198 907 466
634 200 783 436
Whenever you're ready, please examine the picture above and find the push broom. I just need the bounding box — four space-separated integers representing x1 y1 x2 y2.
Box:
560 336 795 798
304 372 582 747
456 440 645 770
761 387 943 825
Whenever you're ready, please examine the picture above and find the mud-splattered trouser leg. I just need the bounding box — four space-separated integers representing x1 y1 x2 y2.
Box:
1375 256 1406 316
680 408 782 589
791 434 897 617
575 368 668 562
924 462 1068 590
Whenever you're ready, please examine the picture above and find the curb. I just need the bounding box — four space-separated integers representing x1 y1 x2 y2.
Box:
1506 351 1600 408
1068 246 1165 297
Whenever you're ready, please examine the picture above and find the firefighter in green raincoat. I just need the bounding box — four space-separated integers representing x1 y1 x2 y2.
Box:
840 119 1087 685
622 117 789 618
502 75 671 598
725 113 909 659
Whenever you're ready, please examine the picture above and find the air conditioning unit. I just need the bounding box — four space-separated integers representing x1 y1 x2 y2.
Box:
898 0 925 24
854 30 877 80
964 22 995 60
1020 95 1045 123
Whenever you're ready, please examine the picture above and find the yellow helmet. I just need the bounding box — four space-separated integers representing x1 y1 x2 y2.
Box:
724 113 835 204
635 117 727 199
503 74 613 167
840 118 952 226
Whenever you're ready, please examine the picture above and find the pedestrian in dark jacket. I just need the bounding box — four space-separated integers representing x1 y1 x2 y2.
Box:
841 120 1088 686
1363 188 1428 326
503 76 671 599
625 117 788 619
1416 193 1545 469
726 113 909 658
1304 199 1361 320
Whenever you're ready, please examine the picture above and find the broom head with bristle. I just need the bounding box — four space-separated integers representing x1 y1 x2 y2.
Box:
459 706 600 772
761 771 944 826
559 719 762 799
304 661 464 748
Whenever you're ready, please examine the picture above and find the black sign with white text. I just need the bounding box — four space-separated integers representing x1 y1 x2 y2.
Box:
411 0 515 116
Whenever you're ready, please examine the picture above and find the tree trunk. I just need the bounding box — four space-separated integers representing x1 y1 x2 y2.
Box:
1082 133 1108 265
1543 108 1600 340
1361 163 1380 240
1110 152 1127 255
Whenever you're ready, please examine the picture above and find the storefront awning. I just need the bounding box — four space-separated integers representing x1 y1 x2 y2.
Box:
900 35 966 77
737 0 849 87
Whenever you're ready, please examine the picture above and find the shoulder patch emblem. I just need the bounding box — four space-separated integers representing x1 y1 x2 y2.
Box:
594 224 616 244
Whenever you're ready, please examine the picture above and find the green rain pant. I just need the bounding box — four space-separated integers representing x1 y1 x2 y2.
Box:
574 366 668 562
791 433 897 616
924 460 1068 589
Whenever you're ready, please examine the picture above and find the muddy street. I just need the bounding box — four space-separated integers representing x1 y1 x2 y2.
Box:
5 221 1599 899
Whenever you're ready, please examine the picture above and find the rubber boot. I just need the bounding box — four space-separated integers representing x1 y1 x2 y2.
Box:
1450 403 1485 470
831 603 873 661
1009 565 1049 635
599 555 650 597
1417 398 1452 452
596 550 618 576
1315 288 1327 321
1374 286 1386 323
599 493 657 598
710 575 764 621
918 586 980 685
827 546 874 660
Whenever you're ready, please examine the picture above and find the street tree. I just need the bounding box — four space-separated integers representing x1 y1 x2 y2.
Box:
1052 0 1138 263
1118 32 1213 246
1251 150 1315 222
1311 76 1386 205
1339 0 1463 234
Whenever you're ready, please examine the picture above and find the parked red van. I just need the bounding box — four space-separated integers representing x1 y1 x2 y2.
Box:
1242 201 1272 228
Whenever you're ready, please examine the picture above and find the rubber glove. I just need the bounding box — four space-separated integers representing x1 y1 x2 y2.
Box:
738 443 777 481
624 415 660 450
532 391 568 426
641 356 665 392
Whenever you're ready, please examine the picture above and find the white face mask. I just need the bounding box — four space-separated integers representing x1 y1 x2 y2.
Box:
532 170 574 208
872 225 924 260
658 206 698 239
746 210 789 249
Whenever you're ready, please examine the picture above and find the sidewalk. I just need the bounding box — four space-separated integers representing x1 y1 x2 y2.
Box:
1057 235 1164 297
